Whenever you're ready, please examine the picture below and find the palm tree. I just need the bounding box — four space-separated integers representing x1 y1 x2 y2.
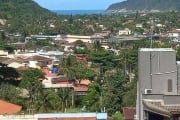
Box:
57 88 72 112
36 89 59 113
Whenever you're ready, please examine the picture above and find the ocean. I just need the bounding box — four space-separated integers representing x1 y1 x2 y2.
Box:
53 10 106 15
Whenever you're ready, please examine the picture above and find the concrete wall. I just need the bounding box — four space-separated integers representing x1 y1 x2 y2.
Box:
138 48 177 95
137 48 178 120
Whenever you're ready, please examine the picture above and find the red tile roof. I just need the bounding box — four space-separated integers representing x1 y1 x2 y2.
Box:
78 79 91 86
74 85 88 92
0 100 22 114
122 107 136 120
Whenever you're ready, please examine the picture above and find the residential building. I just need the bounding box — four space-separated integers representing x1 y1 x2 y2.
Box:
23 55 53 67
42 67 74 88
74 79 91 95
136 24 143 28
168 29 180 42
0 50 8 56
0 57 24 68
119 28 131 35
136 48 180 120
38 50 64 62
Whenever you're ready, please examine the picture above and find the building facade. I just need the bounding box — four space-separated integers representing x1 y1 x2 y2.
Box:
136 48 180 120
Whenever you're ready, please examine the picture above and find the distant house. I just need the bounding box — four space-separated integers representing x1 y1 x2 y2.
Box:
0 100 22 114
125 18 135 24
64 35 92 43
156 24 163 27
119 28 131 35
168 29 180 38
42 67 74 88
0 57 24 68
38 50 64 62
74 79 91 96
23 55 53 67
168 29 180 42
94 31 111 37
0 50 8 56
136 24 143 28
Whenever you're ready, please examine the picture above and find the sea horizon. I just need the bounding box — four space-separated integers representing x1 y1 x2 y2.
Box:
53 9 107 15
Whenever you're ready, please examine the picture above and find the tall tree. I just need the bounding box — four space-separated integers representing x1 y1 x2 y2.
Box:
104 69 128 115
56 88 73 112
19 68 44 113
36 89 59 113
82 83 102 112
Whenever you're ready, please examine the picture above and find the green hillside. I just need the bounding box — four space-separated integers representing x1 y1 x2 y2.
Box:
107 0 180 13
0 0 59 34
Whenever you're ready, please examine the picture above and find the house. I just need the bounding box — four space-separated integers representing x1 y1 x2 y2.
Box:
64 35 92 43
0 57 24 68
168 29 180 37
0 100 22 114
136 48 180 120
42 67 74 88
74 79 91 96
123 107 136 120
0 50 8 56
38 50 64 62
136 24 143 28
118 28 131 35
125 18 135 24
156 24 163 27
168 29 180 42
23 55 53 67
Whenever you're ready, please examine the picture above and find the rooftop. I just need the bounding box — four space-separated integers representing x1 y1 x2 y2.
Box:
0 100 22 114
143 99 180 117
139 48 174 52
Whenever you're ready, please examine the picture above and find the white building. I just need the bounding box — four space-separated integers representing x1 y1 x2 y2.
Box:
118 28 131 35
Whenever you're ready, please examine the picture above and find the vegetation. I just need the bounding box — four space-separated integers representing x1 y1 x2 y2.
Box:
1 0 180 118
107 0 180 12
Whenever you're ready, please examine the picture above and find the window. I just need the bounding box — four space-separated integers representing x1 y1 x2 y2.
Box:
168 79 172 92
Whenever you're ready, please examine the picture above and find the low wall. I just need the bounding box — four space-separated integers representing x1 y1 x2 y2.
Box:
0 115 37 120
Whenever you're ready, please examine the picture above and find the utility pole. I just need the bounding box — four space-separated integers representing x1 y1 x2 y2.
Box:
150 17 154 48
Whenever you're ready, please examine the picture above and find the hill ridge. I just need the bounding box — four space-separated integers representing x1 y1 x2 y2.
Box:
107 0 180 13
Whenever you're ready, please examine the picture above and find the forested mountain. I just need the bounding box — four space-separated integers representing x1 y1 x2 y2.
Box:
107 0 180 13
0 0 59 34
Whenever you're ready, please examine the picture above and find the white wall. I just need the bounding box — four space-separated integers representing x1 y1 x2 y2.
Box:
0 115 37 120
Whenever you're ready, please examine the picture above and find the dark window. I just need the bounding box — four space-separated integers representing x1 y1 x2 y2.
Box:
168 79 172 92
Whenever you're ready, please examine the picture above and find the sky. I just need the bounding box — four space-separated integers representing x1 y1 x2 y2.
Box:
34 0 124 10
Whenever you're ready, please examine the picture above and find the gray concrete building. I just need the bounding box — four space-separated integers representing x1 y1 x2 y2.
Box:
136 48 180 120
